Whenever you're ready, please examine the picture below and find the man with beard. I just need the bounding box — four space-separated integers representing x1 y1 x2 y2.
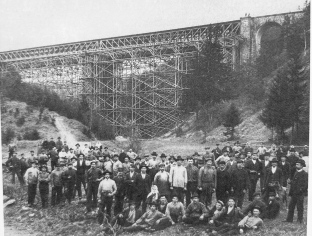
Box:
216 161 231 204
135 164 152 212
198 157 216 207
62 162 77 204
113 167 126 214
154 163 170 200
125 164 138 202
244 153 261 201
86 161 103 213
73 154 87 200
283 159 308 223
260 152 271 191
134 156 142 173
185 156 199 206
98 171 117 222
230 159 249 208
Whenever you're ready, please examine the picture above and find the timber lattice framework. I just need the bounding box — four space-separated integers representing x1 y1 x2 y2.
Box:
0 20 241 138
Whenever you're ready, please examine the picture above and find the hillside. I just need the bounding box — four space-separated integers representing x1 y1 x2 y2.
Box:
1 99 90 158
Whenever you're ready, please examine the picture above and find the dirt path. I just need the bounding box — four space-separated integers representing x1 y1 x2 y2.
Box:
54 115 77 147
4 226 34 236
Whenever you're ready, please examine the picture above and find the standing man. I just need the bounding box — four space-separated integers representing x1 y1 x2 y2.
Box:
38 165 50 208
135 164 151 212
212 143 222 159
55 137 63 152
73 154 87 200
154 163 171 200
244 142 253 155
185 156 199 206
6 152 24 185
127 149 138 162
27 150 37 166
283 159 308 223
119 149 127 163
225 154 237 176
244 153 262 201
62 162 77 204
260 153 271 191
278 156 291 202
203 147 216 166
257 143 267 161
125 163 138 202
113 167 126 214
86 160 103 213
216 161 231 204
50 163 63 206
48 137 56 150
112 154 123 176
98 171 117 221
169 156 187 202
74 143 82 156
148 152 159 180
24 161 40 207
122 156 132 174
48 147 59 171
198 157 216 207
231 160 249 208
263 158 283 202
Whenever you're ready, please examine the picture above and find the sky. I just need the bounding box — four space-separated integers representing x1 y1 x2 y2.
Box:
0 0 303 52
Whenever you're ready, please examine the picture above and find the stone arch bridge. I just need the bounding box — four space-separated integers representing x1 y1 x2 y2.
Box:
0 11 303 138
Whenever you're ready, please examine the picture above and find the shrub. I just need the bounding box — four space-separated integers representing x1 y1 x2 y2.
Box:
13 108 19 118
16 116 26 127
1 127 15 145
23 129 41 140
176 126 183 137
26 105 34 113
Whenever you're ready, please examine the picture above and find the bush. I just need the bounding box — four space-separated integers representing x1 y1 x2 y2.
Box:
26 105 34 113
1 127 15 145
14 108 19 118
23 129 41 140
16 116 26 127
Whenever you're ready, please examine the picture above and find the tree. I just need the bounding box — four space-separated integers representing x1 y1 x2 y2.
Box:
222 103 241 138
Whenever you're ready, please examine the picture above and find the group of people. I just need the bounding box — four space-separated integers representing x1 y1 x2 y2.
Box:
5 139 309 235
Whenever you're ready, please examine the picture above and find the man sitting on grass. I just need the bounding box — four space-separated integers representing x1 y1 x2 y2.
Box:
264 192 280 219
182 192 209 224
236 206 263 235
243 192 266 219
111 201 142 227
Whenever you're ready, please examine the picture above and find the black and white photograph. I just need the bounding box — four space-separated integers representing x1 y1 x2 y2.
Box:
0 0 310 235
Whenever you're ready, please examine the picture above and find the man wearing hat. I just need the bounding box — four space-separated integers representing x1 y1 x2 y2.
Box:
283 159 308 223
243 192 267 219
278 155 291 206
216 160 231 204
182 192 208 224
55 137 63 153
165 155 176 173
237 206 264 234
6 151 24 185
159 153 169 169
133 156 142 173
24 161 40 207
48 137 56 150
262 157 283 202
86 160 103 213
185 156 199 206
50 163 64 206
212 143 222 159
244 153 262 201
198 157 216 207
264 192 280 219
112 154 123 176
48 147 59 171
62 162 77 204
125 163 139 202
134 164 152 212
38 165 50 208
97 170 117 221
169 156 187 202
113 166 126 214
287 148 299 179
148 152 159 180
154 163 170 200
111 201 142 227
230 159 250 208
73 154 87 200
203 147 216 167
74 143 82 156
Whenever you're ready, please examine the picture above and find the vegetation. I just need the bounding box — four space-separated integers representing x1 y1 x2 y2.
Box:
1 127 15 145
23 129 41 140
222 103 241 138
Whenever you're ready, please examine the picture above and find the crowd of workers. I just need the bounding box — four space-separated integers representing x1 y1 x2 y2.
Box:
5 138 309 235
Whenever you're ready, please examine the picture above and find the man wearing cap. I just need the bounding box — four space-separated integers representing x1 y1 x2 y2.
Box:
216 160 231 204
212 143 222 159
112 154 123 176
55 137 63 152
283 159 308 223
203 147 216 166
6 152 24 185
154 163 170 200
86 160 103 213
50 163 63 206
127 149 138 162
244 153 262 201
243 192 266 219
24 161 40 207
169 156 187 202
198 157 216 207
182 192 208 224
134 164 152 212
123 202 166 232
97 170 117 221
62 162 77 204
264 192 280 219
236 206 263 234
263 157 283 202
73 154 87 200
111 201 142 227
185 156 199 206
113 167 126 214
48 137 56 150
125 163 138 202
148 152 159 180
230 159 250 208
38 165 50 208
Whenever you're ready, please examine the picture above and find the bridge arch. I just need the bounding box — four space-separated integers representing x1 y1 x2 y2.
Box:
256 21 283 56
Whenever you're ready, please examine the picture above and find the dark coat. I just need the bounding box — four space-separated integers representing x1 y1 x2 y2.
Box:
243 199 267 219
135 173 152 195
6 156 21 170
260 160 271 177
114 173 126 197
216 168 231 192
121 208 142 222
289 170 308 197
264 199 280 219
231 168 250 191
244 159 262 180
76 159 87 176
225 161 237 175
264 167 283 187
278 161 291 187
218 206 244 226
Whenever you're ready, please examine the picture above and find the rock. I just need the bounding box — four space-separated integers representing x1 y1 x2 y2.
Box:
21 206 31 212
29 213 35 217
115 136 128 142
3 195 10 202
3 199 15 207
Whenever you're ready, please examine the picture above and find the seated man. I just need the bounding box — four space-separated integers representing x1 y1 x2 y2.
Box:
208 197 244 235
243 192 266 219
208 200 226 227
123 202 166 232
182 192 209 224
157 195 168 214
264 192 280 219
236 206 264 235
111 201 142 227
